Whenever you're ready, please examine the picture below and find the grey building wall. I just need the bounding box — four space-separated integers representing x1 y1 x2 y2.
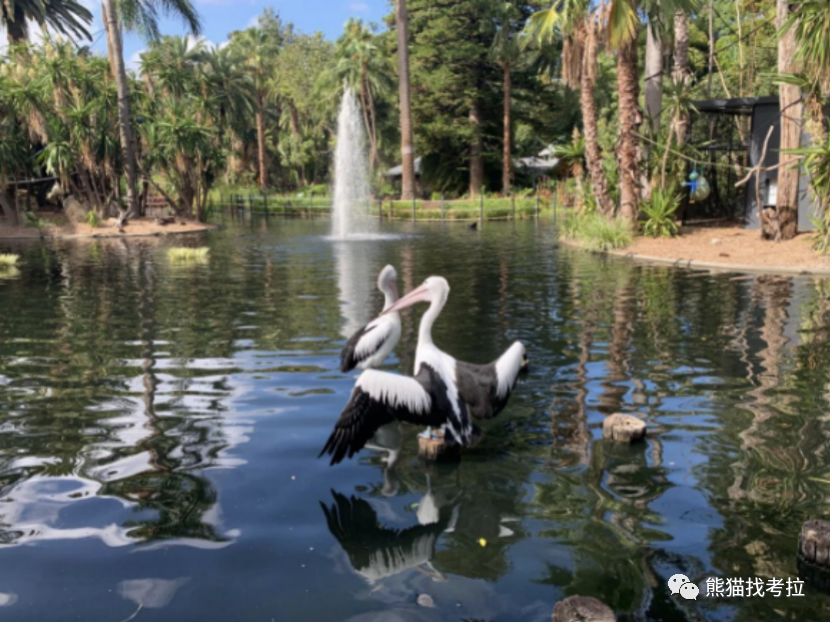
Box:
745 102 816 231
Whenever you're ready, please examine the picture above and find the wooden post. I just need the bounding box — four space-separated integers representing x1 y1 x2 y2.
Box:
378 197 383 220
511 193 516 220
602 413 647 443
412 196 416 222
479 191 484 224
798 519 829 569
418 430 461 461
535 188 540 218
440 194 446 221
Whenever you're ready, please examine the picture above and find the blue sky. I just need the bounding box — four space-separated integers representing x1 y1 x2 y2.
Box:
116 0 390 65
0 1 389 67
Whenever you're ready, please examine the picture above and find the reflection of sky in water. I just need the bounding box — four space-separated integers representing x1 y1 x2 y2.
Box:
0 220 827 621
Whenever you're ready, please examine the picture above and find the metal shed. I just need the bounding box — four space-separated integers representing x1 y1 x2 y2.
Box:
691 96 815 230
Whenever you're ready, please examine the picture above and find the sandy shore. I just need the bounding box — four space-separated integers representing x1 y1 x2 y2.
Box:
571 225 829 275
0 218 214 240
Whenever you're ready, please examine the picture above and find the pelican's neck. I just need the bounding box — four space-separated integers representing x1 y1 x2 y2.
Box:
418 295 444 349
382 284 398 310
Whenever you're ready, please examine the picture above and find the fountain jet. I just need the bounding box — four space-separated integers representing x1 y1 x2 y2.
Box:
332 88 373 239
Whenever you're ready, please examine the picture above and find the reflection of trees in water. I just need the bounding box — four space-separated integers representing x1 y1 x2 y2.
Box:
697 276 830 619
535 254 828 619
0 241 245 547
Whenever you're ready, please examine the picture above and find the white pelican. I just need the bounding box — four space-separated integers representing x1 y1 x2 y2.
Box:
389 275 528 431
339 264 401 372
320 276 527 465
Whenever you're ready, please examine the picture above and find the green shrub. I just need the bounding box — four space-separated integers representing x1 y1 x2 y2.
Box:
23 211 46 228
560 211 632 250
85 210 101 228
640 187 680 237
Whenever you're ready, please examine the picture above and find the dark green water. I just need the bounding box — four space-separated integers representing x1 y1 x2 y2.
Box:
0 217 828 621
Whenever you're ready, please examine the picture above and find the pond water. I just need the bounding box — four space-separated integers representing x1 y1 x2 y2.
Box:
0 216 828 621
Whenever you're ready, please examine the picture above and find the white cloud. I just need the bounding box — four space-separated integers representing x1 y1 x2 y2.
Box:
349 1 369 11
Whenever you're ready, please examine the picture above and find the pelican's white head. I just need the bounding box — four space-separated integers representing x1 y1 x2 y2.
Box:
383 276 449 315
377 264 398 303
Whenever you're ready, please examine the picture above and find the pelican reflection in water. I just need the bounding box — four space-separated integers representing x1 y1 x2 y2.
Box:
320 488 459 584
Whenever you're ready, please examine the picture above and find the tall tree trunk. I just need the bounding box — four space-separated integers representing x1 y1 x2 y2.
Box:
774 0 802 240
644 23 662 134
501 61 512 196
367 87 379 171
396 0 416 200
255 94 268 189
581 20 614 216
102 0 139 222
616 35 641 225
468 102 484 198
360 76 378 170
671 9 691 145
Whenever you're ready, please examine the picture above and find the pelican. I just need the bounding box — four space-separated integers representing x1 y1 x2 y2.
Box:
339 264 401 372
320 276 527 465
389 275 528 432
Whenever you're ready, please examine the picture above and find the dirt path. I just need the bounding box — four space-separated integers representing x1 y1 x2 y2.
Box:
575 226 828 275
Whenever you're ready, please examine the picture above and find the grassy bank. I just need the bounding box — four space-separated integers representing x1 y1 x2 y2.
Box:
208 187 554 221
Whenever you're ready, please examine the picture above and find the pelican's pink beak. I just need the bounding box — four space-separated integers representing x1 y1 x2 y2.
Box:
382 284 431 315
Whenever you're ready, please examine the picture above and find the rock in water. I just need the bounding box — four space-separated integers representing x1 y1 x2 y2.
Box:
602 413 647 443
416 593 435 608
552 595 615 622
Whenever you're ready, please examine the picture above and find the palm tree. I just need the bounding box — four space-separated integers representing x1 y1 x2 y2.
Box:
395 0 415 200
491 2 522 197
334 19 391 171
101 0 200 221
602 0 641 226
671 8 691 145
1 0 91 43
526 0 614 216
229 23 281 190
140 35 207 99
202 46 255 146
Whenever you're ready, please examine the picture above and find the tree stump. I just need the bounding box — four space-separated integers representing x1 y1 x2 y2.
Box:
552 595 616 622
798 519 829 569
602 413 647 443
417 430 460 461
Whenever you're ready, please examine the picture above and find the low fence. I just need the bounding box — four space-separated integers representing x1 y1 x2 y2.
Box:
211 192 556 222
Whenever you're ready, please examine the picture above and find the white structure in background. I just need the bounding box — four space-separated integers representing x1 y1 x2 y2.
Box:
514 145 561 175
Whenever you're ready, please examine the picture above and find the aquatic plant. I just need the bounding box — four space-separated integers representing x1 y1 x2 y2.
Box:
167 247 209 262
0 253 20 266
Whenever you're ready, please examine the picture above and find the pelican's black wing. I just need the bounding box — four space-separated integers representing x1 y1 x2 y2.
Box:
320 368 439 465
